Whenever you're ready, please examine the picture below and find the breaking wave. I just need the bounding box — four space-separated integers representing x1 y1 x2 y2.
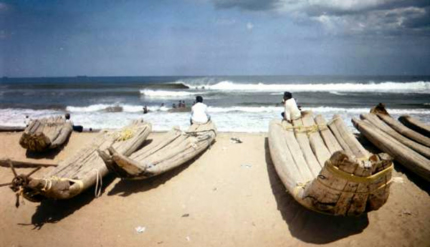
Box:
184 81 430 93
66 104 169 113
140 89 203 98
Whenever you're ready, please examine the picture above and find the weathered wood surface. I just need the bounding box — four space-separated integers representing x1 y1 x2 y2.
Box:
353 117 430 182
268 111 392 216
377 113 430 147
0 159 57 168
103 121 217 180
17 119 152 201
329 115 369 159
19 117 73 152
399 115 430 138
0 126 25 132
352 104 430 182
302 113 331 167
292 112 321 177
361 113 430 159
314 115 343 155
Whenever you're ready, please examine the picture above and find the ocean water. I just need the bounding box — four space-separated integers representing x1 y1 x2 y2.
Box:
1 75 429 132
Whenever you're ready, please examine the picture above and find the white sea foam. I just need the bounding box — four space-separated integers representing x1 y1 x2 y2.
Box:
140 89 202 98
329 91 348 96
65 104 170 113
185 81 430 93
207 106 430 115
1 106 430 133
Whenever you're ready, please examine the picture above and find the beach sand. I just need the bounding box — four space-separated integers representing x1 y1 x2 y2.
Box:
0 131 429 247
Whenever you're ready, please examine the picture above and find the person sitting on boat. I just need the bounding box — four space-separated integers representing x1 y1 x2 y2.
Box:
282 91 301 123
65 113 84 132
191 96 210 124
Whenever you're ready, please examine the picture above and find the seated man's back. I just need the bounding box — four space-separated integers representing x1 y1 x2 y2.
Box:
191 96 209 124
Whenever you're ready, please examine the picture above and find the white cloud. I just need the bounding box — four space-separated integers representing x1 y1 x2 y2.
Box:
212 0 430 35
246 22 254 31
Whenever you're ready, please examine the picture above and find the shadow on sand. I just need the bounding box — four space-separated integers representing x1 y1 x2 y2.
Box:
25 138 70 160
23 174 116 229
264 138 369 244
107 151 206 197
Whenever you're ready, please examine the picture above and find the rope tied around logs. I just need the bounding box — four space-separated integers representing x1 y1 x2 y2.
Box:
116 128 134 141
279 122 326 136
292 160 393 199
325 160 393 184
279 117 337 135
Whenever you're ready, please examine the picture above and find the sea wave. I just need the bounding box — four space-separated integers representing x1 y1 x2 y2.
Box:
1 106 430 132
66 104 169 113
184 81 430 93
206 106 430 115
140 89 203 98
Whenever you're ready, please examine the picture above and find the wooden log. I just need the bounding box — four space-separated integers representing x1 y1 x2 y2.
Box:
327 117 354 157
399 115 430 138
367 153 393 211
0 159 58 168
353 117 430 182
376 113 430 147
330 115 369 159
268 120 304 190
301 114 331 167
0 126 25 132
361 113 430 159
346 159 372 216
300 151 356 215
280 120 314 183
314 115 343 155
292 111 322 177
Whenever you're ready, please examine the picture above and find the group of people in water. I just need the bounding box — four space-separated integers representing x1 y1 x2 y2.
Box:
142 96 212 125
172 100 187 109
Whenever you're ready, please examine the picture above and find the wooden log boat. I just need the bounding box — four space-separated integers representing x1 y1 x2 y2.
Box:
10 119 152 203
399 115 430 138
19 116 73 152
268 111 393 216
100 121 216 180
352 104 430 182
0 126 25 132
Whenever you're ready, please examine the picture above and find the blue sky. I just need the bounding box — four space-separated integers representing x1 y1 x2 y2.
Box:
0 0 429 77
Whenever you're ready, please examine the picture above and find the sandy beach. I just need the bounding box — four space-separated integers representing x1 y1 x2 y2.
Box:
0 131 429 247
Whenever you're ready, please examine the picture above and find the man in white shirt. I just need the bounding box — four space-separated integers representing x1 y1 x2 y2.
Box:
282 91 301 122
191 96 210 124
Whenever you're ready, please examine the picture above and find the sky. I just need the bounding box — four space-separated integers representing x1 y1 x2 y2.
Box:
0 0 429 77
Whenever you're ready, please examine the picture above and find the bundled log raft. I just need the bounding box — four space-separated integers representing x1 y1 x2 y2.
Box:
101 121 216 180
352 103 430 182
11 119 152 202
19 117 73 152
398 115 430 138
268 111 393 216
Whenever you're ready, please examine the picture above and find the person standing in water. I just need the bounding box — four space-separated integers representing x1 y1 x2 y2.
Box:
190 96 210 124
282 91 301 123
